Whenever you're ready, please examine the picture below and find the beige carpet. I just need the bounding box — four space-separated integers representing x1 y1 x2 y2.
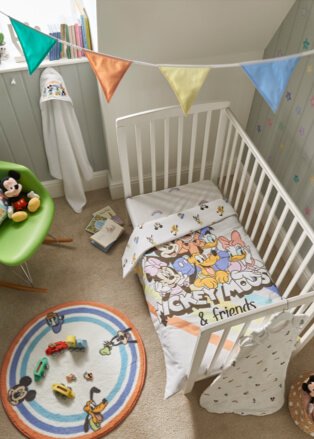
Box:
0 188 312 439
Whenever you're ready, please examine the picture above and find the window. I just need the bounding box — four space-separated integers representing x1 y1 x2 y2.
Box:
0 0 95 64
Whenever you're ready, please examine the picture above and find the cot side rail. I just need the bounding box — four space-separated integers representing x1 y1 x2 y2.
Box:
184 290 314 394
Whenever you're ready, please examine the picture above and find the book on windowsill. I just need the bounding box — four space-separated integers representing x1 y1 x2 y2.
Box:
90 218 124 253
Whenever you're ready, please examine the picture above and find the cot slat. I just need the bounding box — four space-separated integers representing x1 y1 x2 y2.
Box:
164 118 170 189
150 121 157 192
256 191 281 252
223 130 238 198
283 247 314 298
225 321 250 365
275 231 307 287
239 159 258 223
188 113 198 183
245 169 265 231
176 116 183 186
269 217 298 276
218 120 232 188
200 110 212 180
229 139 244 202
116 127 132 197
297 274 314 314
135 125 144 194
234 149 251 212
208 328 231 372
211 109 228 184
263 205 289 263
251 180 273 241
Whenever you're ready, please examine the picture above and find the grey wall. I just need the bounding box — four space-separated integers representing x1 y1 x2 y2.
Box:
96 0 294 195
246 0 314 229
0 61 107 181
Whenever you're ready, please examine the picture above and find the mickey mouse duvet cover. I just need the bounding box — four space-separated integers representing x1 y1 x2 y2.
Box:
122 198 282 398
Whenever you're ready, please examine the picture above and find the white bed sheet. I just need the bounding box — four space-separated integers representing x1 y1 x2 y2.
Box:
126 179 222 226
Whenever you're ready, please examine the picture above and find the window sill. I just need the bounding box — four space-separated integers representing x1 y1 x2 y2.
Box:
0 56 89 74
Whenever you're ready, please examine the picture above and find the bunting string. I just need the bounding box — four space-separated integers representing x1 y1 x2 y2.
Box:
2 10 314 69
1 10 312 113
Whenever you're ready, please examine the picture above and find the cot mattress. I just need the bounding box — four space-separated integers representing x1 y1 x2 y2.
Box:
122 183 282 398
126 180 222 226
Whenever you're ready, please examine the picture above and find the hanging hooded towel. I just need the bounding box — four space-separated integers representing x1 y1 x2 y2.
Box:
40 68 93 213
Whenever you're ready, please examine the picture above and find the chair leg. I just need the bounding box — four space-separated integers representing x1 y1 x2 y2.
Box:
0 261 48 293
0 280 48 293
44 233 73 245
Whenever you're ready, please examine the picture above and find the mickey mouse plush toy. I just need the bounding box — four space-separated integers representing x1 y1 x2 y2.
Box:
302 375 314 418
0 170 40 222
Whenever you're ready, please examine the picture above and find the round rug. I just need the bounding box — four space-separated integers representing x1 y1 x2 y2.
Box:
0 301 146 439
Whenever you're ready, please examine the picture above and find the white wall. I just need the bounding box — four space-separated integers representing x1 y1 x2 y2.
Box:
95 0 294 196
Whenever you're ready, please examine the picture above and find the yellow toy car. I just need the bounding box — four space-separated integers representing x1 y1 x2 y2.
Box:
52 383 75 399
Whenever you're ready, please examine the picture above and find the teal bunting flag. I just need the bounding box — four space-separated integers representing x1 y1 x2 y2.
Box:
241 57 300 112
10 17 56 74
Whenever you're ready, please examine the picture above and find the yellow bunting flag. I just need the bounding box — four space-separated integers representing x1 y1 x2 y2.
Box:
84 51 132 102
159 66 210 114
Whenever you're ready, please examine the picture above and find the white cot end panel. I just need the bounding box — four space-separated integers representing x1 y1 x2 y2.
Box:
126 179 222 227
116 102 230 197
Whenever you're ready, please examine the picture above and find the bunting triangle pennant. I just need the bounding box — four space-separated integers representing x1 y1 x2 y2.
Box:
84 51 132 102
159 66 210 114
10 18 56 75
241 57 300 112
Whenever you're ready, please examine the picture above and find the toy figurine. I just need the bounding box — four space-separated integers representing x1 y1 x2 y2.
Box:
66 373 77 383
83 372 93 381
302 375 314 417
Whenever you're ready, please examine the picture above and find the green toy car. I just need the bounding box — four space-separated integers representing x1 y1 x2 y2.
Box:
34 357 49 382
52 383 75 399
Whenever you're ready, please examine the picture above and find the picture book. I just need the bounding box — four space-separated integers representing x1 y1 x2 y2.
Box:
92 206 124 225
90 218 124 252
86 206 124 234
85 214 108 234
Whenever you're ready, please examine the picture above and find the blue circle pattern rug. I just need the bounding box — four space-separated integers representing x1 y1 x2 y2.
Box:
0 302 146 439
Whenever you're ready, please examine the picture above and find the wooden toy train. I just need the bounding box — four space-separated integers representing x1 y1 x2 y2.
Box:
45 336 87 356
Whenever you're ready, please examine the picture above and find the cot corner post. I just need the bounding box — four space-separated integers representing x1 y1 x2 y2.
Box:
183 330 210 395
211 109 228 185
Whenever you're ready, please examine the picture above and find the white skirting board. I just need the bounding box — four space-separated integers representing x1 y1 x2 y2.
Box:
42 170 109 199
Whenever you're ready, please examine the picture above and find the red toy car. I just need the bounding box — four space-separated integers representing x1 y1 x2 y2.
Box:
45 341 68 356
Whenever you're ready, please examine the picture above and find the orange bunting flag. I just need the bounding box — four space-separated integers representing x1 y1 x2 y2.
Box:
84 51 132 102
159 66 210 114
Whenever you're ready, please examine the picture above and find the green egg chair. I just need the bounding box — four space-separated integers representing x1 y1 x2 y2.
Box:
0 161 55 292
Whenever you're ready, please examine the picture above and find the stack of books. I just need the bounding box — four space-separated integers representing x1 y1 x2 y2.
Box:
86 206 124 253
48 13 92 61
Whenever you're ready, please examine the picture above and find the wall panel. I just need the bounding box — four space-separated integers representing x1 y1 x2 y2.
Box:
0 61 107 181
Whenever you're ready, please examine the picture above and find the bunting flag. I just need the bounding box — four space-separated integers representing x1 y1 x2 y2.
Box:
241 57 300 112
84 51 132 102
10 17 56 75
159 67 210 114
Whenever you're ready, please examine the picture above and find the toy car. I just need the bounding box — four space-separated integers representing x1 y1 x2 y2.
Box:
45 341 68 356
34 357 49 382
66 335 87 351
66 373 77 383
52 383 75 399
